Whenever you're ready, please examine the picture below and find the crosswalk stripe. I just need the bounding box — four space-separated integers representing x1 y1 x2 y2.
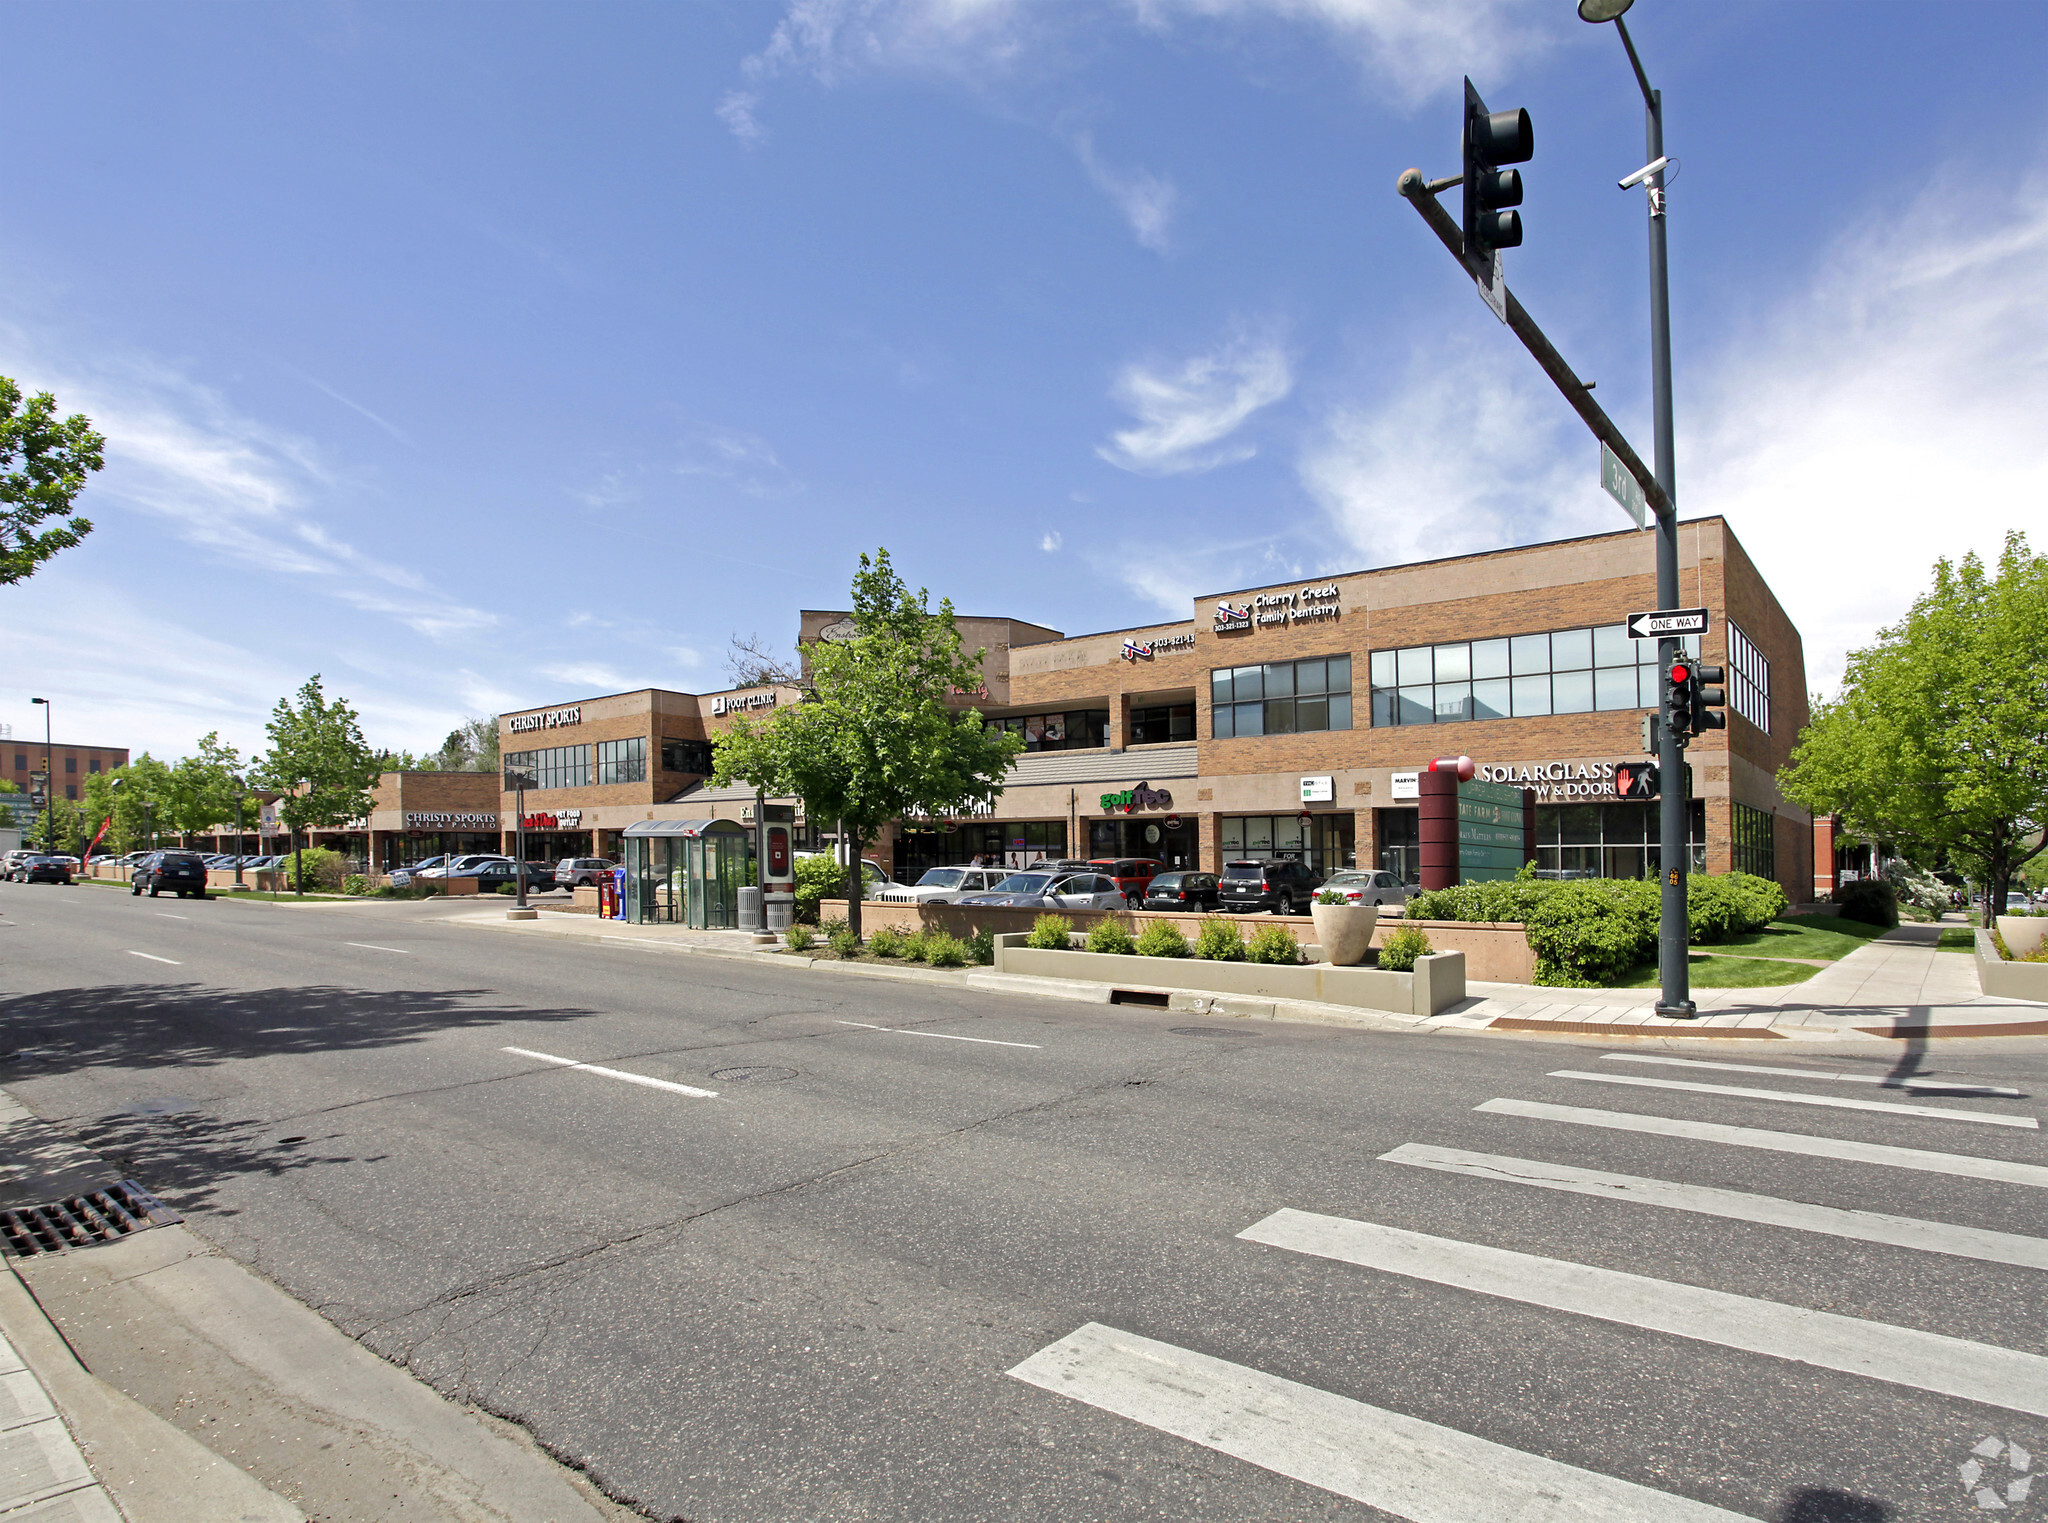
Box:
1240 1209 2048 1419
1551 1069 2038 1128
1009 1322 1761 1523
1478 1099 2048 1188
1600 1053 2023 1097
1379 1143 2048 1271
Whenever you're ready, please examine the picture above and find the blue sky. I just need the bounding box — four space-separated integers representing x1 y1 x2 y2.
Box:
4 0 2044 764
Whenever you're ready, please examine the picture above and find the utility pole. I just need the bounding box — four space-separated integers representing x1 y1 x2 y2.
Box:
30 699 51 853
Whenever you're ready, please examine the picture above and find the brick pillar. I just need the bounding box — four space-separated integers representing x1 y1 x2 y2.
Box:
1811 814 1836 900
1354 807 1377 873
1199 812 1220 874
367 830 383 874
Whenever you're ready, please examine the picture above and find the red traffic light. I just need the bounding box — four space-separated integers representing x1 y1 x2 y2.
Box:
1669 662 1691 684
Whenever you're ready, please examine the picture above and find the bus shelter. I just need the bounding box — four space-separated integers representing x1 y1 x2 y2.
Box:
622 818 755 928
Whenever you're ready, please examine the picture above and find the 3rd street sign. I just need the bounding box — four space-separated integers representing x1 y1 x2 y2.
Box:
1626 607 1710 640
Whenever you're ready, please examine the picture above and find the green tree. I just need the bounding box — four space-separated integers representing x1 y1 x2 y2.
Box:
1 378 106 586
1780 531 2048 927
167 732 245 843
252 677 382 890
436 715 499 772
710 549 1021 939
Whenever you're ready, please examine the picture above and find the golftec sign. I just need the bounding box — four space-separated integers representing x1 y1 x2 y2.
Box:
1099 782 1174 815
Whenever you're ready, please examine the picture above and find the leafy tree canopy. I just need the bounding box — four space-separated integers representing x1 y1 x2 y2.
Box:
1 378 105 586
252 676 382 832
1779 530 2048 925
710 548 1022 934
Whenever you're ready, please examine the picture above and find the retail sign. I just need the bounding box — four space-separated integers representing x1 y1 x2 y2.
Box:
1476 760 1620 800
1122 633 1197 662
508 706 582 734
405 811 500 829
711 691 778 717
1099 781 1174 815
1299 775 1335 803
1626 607 1709 640
818 617 857 642
1215 582 1342 634
521 810 583 830
1390 771 1420 800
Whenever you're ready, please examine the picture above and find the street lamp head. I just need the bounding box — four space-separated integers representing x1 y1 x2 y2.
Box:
1577 0 1633 19
30 697 47 705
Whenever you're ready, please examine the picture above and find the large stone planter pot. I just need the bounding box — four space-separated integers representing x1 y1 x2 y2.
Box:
1998 916 2047 957
1310 902 1379 966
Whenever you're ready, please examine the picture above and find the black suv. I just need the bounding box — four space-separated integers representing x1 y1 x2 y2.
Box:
1217 858 1321 915
132 851 210 899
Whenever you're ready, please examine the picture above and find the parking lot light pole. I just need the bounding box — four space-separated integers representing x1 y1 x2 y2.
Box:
295 778 310 897
1580 0 1693 1016
233 779 247 888
30 699 51 853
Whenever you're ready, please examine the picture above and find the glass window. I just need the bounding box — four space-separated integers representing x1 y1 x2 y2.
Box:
1432 643 1471 683
1472 679 1511 721
1232 666 1263 702
1209 656 1350 738
1295 659 1327 695
1328 694 1353 730
1264 662 1295 698
1639 665 1663 709
1296 695 1329 731
505 745 590 792
595 737 647 785
1130 703 1195 744
1233 701 1264 737
1510 633 1551 673
1371 690 1398 728
1212 670 1234 706
1327 655 1351 693
1510 674 1551 716
1471 639 1510 680
1594 667 1638 711
1593 623 1634 668
1213 703 1235 739
1369 650 1397 689
1551 627 1592 671
1398 686 1434 725
1552 669 1594 714
1396 646 1432 686
1433 684 1472 723
1264 699 1296 735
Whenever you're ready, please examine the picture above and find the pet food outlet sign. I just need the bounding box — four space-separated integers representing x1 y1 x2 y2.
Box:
521 810 583 830
1100 781 1174 815
1214 582 1341 633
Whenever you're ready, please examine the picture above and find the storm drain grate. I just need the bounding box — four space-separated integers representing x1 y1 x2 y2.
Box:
0 1180 183 1258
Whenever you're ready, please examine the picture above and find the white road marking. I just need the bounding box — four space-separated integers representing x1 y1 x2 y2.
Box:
835 1019 1040 1049
344 943 412 954
1009 1322 1760 1523
501 1046 717 1099
1480 1099 2048 1189
156 913 188 921
1551 1069 2038 1129
125 951 181 965
1241 1208 2048 1419
1379 1143 2048 1272
1601 1052 2023 1098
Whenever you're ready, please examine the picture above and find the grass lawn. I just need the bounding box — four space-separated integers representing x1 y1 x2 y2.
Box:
1613 953 1819 989
1937 927 1978 952
1712 915 1892 962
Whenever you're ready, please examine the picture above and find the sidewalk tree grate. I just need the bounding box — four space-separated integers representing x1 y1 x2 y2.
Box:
0 1180 183 1257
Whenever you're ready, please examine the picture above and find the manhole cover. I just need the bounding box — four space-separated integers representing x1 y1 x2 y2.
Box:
1168 1026 1262 1039
709 1065 798 1083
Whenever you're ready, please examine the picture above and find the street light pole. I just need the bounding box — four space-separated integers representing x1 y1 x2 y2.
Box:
233 780 247 888
1582 0 1693 1016
30 699 51 854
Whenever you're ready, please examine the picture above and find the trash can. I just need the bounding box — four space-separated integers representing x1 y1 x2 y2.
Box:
765 891 794 931
737 885 763 931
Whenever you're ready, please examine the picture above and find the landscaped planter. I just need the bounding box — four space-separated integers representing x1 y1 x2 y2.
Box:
1977 930 2048 1000
1309 903 1378 965
1997 916 2047 958
993 935 1466 1017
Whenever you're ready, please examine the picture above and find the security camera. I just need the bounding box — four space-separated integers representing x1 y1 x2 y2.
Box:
1618 156 1670 190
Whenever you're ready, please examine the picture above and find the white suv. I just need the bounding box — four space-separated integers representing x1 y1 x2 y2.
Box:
872 866 1008 905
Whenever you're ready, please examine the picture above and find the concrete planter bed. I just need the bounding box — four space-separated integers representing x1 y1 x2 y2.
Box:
821 899 1534 982
992 933 1466 1017
1977 929 2048 1000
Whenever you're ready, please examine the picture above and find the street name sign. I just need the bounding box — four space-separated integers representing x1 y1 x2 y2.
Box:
1626 607 1709 640
1600 442 1648 529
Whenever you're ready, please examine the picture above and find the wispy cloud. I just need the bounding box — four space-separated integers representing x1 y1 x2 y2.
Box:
1097 327 1293 475
677 423 802 498
1040 530 1062 552
1072 132 1179 252
294 372 413 445
574 467 640 510
539 662 628 690
717 90 768 145
669 646 705 670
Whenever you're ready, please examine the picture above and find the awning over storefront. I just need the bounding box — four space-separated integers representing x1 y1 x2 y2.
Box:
623 818 724 838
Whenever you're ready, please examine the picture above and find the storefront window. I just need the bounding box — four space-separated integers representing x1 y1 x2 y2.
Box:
661 738 714 775
1534 800 1705 879
1728 621 1771 733
1211 656 1352 739
1732 802 1776 879
1219 814 1353 877
504 745 590 791
987 711 1110 752
1129 703 1195 744
1370 626 1698 727
596 737 646 785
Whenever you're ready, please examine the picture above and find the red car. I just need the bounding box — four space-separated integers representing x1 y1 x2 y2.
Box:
1090 857 1164 906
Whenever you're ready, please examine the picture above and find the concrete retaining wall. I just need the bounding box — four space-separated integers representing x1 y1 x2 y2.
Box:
1976 930 2048 1001
992 934 1466 1017
822 899 1533 982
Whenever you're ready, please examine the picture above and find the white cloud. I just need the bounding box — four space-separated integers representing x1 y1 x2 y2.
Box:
669 646 705 669
1040 530 1062 551
717 90 768 145
1072 132 1178 252
676 423 802 498
574 468 639 510
538 663 628 690
1097 328 1293 475
1686 173 2048 698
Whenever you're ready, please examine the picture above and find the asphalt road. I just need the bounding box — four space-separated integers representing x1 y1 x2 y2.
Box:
1 878 2043 1523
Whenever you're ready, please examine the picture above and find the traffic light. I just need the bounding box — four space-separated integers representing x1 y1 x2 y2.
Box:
1666 658 1695 741
1463 77 1533 259
1692 664 1727 732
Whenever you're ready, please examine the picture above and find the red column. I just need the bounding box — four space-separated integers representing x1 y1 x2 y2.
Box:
1419 768 1458 892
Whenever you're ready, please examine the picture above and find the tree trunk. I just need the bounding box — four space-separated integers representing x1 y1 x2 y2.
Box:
847 824 864 943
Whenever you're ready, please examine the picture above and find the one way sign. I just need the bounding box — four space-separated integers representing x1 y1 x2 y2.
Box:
1626 607 1709 640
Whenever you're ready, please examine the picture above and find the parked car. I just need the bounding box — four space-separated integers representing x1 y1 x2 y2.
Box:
1 850 36 881
553 857 617 889
1315 869 1410 914
1217 858 1322 915
16 855 73 885
1090 857 1165 906
421 854 513 881
131 851 210 898
2007 891 2034 913
958 870 1129 911
1141 871 1220 911
471 861 558 894
871 866 1010 905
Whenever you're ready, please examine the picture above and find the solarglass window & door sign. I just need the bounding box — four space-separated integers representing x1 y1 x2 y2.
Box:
508 706 582 734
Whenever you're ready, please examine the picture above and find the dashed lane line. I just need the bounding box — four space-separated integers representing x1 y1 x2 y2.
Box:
1241 1208 2048 1419
344 943 412 954
1009 1322 1761 1523
501 1046 718 1099
1601 1052 2023 1098
125 951 181 965
1379 1143 2048 1271
835 1019 1041 1049
1551 1069 2038 1129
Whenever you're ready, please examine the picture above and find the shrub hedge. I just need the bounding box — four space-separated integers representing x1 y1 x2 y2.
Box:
1135 921 1192 958
1833 878 1899 928
1027 913 1074 950
1377 925 1432 972
1193 917 1245 961
1245 924 1301 965
1086 919 1136 955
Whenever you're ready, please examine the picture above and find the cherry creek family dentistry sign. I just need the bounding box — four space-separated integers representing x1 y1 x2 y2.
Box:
1214 582 1341 633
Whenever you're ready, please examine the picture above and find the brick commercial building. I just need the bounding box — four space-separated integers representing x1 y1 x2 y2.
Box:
5 737 128 802
407 517 1812 917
